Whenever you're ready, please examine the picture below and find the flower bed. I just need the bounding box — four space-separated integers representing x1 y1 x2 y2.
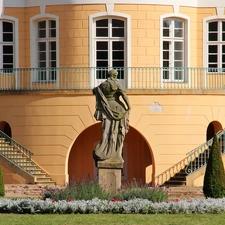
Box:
0 197 225 214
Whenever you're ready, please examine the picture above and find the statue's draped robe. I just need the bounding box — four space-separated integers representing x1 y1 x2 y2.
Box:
93 79 129 163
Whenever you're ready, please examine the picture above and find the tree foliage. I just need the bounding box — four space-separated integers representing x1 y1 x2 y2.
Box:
0 164 5 196
203 134 225 198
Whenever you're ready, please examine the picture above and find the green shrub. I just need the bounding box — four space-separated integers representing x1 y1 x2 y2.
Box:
113 179 168 202
43 178 111 201
0 164 5 197
203 134 225 198
43 177 168 202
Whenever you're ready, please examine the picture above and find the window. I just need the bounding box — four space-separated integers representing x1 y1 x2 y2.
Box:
162 19 185 81
95 18 126 80
207 21 225 72
0 21 14 71
37 19 56 81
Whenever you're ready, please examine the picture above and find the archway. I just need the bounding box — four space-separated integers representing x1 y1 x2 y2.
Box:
68 124 155 184
0 121 12 137
206 121 222 141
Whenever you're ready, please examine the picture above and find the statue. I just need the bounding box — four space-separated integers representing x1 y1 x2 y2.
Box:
93 69 131 166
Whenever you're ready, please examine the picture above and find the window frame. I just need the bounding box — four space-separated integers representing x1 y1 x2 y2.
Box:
89 11 131 88
30 14 59 83
0 16 18 71
160 14 190 86
206 20 225 72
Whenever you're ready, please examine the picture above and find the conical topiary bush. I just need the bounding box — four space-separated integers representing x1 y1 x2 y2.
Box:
203 134 225 198
0 164 5 196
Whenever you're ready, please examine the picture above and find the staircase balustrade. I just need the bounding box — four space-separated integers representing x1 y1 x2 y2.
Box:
155 130 225 186
0 130 36 175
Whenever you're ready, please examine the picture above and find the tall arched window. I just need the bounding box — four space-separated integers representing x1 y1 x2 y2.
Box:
94 17 126 84
30 14 59 82
162 18 185 81
0 20 14 71
37 19 57 81
207 20 225 71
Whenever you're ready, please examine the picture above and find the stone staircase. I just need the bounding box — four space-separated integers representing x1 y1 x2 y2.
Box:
167 186 205 200
0 134 55 185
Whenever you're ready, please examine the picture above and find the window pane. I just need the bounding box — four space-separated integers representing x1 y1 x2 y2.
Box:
163 29 169 37
97 42 108 50
208 45 217 53
39 42 46 51
174 61 183 67
223 22 225 31
39 52 46 60
163 51 169 60
223 45 225 53
113 41 124 50
163 41 169 50
163 70 169 79
97 51 108 59
174 42 183 50
3 34 13 42
50 29 56 38
174 71 183 80
38 21 46 38
113 51 124 60
174 52 183 60
175 20 183 28
163 20 170 37
97 61 108 67
39 62 46 67
49 42 56 50
208 33 217 41
50 52 56 61
163 20 170 28
222 55 225 62
38 30 46 38
3 45 13 54
49 20 56 28
112 19 124 37
208 55 217 62
96 19 108 37
3 22 13 32
3 55 13 63
163 61 169 67
112 19 124 27
38 21 46 29
112 28 124 37
209 22 218 31
96 28 108 37
174 29 183 37
96 19 108 27
113 61 124 68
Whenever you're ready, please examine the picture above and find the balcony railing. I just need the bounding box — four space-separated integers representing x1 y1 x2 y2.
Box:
0 67 225 91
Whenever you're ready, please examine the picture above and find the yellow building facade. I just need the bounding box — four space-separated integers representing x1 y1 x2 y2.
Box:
1 0 225 186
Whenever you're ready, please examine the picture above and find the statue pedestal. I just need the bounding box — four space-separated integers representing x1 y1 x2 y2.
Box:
97 161 123 194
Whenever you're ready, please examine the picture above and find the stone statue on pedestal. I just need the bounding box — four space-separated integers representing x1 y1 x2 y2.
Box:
93 69 131 166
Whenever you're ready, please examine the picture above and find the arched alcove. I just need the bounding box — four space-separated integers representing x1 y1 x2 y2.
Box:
0 121 12 137
68 124 155 184
206 121 223 141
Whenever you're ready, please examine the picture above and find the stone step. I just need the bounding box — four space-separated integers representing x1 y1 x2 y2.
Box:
4 184 56 198
167 186 205 200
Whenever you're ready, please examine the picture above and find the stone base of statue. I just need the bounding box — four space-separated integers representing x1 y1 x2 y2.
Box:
97 161 123 195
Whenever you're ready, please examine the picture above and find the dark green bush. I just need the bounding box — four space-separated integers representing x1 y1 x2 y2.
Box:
113 179 168 202
0 164 5 197
203 134 225 198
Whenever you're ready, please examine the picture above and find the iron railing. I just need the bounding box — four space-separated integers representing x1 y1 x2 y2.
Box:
1 67 225 91
0 130 36 174
155 129 225 185
185 130 225 174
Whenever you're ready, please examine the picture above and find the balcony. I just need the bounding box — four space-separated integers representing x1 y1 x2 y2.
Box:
0 67 225 92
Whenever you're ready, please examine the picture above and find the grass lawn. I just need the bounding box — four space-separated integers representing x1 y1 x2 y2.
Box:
1 214 225 225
